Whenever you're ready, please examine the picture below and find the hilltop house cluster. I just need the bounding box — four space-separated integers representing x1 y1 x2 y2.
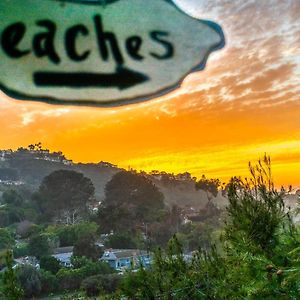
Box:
0 147 73 166
0 145 73 186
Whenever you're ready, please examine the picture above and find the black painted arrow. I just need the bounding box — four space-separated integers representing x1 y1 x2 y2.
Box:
33 67 150 90
56 0 121 5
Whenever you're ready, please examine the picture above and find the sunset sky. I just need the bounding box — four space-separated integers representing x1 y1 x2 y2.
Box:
0 0 299 187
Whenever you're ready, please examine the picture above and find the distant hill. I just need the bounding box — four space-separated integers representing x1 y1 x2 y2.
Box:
0 147 223 208
148 172 227 209
0 147 121 202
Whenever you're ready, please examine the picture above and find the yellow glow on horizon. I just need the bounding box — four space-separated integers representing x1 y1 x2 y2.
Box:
115 139 300 188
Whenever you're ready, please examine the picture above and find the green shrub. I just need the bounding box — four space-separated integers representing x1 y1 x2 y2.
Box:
57 268 83 291
28 234 51 259
0 228 14 250
1 250 24 300
40 255 61 274
56 259 115 292
39 269 59 295
16 264 41 298
13 243 29 258
81 274 121 297
105 232 137 249
47 222 99 247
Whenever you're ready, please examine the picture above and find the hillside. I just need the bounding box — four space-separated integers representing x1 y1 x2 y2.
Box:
0 148 120 202
149 173 227 209
0 147 219 207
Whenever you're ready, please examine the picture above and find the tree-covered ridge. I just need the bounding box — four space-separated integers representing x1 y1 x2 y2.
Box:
0 144 222 208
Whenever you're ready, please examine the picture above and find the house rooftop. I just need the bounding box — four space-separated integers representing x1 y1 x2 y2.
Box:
103 249 148 259
53 246 74 255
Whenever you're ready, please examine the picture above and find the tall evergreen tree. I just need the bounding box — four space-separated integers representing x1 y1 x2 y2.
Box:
1 251 23 300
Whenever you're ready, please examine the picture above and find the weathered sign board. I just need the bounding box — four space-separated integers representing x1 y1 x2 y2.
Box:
0 0 225 106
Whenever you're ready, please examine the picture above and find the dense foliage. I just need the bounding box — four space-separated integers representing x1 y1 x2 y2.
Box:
46 221 99 247
0 188 38 227
81 274 121 297
2 151 300 299
0 228 14 250
98 171 165 233
1 251 23 300
195 175 221 198
73 232 103 261
39 255 61 274
33 170 95 224
122 156 300 299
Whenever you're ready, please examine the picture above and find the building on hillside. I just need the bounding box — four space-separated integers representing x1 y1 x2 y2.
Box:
98 161 117 168
0 151 5 162
0 180 24 186
182 216 192 224
52 246 73 267
100 249 151 271
62 159 73 166
13 256 40 269
0 150 13 161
